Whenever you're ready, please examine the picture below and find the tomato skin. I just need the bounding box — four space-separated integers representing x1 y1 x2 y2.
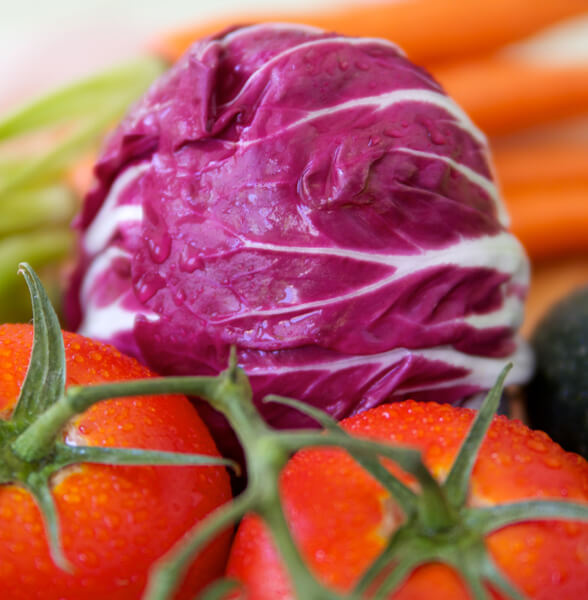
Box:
226 401 588 600
0 324 233 600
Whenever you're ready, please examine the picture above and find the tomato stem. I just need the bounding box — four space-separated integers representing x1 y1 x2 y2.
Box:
11 392 77 460
415 470 457 533
443 365 512 509
24 471 72 573
11 263 66 424
143 489 256 600
260 481 345 600
466 500 588 534
52 442 238 472
265 394 419 515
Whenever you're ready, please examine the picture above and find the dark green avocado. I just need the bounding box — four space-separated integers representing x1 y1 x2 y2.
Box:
527 284 588 458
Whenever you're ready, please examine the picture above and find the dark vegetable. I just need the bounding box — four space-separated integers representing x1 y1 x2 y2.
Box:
527 284 588 458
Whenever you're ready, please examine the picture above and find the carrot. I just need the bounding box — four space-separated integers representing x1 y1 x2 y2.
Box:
433 56 588 135
65 152 95 198
493 142 588 188
505 181 588 260
152 0 588 65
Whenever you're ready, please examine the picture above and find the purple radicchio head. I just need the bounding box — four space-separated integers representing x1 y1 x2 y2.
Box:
66 23 532 453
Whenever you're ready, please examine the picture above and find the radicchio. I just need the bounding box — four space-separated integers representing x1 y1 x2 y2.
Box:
66 24 532 449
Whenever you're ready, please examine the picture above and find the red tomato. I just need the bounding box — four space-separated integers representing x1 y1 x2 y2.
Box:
226 400 588 599
0 324 232 600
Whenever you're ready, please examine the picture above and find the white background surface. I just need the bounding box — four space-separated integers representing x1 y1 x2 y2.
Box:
0 0 345 111
1 1 587 113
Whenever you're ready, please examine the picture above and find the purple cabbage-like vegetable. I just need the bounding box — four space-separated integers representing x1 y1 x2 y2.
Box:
66 24 532 449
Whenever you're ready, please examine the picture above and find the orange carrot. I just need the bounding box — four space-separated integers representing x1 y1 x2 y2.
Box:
152 0 588 65
65 153 96 198
433 57 588 135
493 142 588 189
505 181 588 260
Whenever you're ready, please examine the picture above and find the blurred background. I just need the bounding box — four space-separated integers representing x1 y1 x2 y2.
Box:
1 0 339 111
1 0 588 331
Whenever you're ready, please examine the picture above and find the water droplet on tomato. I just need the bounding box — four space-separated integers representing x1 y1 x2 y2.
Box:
542 456 562 469
526 438 548 453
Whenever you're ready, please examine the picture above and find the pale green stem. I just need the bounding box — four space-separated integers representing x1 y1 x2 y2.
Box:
143 490 255 600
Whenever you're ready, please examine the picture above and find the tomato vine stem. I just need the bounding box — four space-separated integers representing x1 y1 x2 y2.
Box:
139 360 588 600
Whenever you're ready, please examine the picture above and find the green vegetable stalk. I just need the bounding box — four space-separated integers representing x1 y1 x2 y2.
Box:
0 58 165 321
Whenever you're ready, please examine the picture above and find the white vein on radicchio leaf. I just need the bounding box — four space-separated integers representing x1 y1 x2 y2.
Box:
67 23 532 452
